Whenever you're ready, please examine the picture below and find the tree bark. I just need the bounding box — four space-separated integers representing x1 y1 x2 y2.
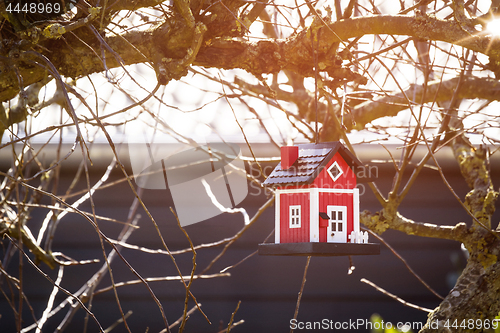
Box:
2 14 500 103
362 136 500 333
421 229 500 333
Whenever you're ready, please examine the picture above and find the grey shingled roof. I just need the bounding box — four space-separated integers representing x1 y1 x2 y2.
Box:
263 142 363 187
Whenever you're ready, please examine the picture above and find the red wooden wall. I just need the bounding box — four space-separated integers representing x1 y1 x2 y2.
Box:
312 152 357 190
279 192 310 243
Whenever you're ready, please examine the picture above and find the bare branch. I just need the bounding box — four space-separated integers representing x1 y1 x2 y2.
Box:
361 278 434 313
94 273 231 295
291 256 311 333
346 77 500 132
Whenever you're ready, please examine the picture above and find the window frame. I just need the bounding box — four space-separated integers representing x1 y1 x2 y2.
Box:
327 161 343 182
289 205 301 228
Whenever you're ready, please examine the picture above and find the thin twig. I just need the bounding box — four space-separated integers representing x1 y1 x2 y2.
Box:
365 228 444 299
216 320 245 333
291 256 311 333
94 273 231 295
35 266 64 333
5 234 106 333
360 278 433 313
200 196 275 274
170 207 199 333
227 301 242 333
160 304 201 332
220 229 274 273
104 310 133 333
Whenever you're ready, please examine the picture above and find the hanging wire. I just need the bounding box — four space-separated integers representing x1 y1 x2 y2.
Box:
341 82 346 129
313 29 320 144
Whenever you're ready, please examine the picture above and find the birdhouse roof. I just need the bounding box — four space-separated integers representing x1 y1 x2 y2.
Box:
263 142 364 187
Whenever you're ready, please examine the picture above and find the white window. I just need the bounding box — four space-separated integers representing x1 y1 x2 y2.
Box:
327 161 343 182
289 205 301 228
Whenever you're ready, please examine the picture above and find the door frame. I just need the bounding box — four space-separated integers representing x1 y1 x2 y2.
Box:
327 205 347 243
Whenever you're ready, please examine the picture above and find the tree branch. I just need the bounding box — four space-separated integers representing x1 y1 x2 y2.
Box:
360 209 469 243
345 76 500 132
451 137 498 231
0 218 57 269
2 14 499 104
422 229 500 333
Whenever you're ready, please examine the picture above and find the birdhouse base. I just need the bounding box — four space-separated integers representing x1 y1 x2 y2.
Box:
258 242 380 256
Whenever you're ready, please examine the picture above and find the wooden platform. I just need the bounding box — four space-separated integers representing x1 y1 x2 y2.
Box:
258 242 380 256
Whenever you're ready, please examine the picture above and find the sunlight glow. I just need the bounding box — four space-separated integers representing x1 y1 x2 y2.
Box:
487 19 500 36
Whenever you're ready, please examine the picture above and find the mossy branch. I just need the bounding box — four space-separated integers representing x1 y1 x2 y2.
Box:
360 209 469 243
452 136 498 231
421 227 500 333
155 22 207 84
42 8 101 39
1 218 56 269
2 14 500 103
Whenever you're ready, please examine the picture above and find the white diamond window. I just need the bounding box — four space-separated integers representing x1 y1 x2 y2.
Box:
289 205 301 228
327 161 343 182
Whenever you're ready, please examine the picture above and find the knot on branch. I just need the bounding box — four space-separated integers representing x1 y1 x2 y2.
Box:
464 189 499 224
153 20 207 84
174 0 195 29
453 141 498 230
451 0 477 34
19 26 41 44
455 144 492 189
43 23 66 39
246 40 286 76
474 237 498 269
360 210 390 234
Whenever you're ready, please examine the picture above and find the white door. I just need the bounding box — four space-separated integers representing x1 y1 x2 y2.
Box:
327 206 347 243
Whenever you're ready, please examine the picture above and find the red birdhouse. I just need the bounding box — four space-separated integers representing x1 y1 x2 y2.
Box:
258 142 380 256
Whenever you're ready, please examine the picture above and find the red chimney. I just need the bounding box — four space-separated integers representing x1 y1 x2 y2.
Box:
281 146 299 170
